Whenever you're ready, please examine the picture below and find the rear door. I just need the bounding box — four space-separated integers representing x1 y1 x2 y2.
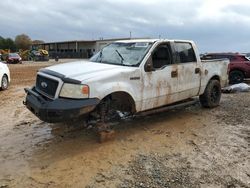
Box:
172 42 201 99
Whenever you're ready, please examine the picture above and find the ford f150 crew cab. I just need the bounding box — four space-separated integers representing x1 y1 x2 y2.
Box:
24 39 229 125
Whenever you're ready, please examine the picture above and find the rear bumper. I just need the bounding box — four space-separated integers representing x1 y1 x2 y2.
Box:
24 87 100 123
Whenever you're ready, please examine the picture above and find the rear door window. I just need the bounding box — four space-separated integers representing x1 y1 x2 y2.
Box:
174 42 197 63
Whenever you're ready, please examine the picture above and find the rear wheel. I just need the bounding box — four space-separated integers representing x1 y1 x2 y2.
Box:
229 70 244 84
199 79 221 108
1 75 9 90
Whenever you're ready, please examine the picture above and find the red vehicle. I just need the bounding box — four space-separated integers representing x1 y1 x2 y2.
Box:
201 53 250 84
6 53 22 64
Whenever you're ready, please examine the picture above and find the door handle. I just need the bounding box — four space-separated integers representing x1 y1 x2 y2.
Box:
171 70 178 77
195 68 201 74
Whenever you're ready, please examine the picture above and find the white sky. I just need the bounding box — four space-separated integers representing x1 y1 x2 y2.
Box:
0 0 250 52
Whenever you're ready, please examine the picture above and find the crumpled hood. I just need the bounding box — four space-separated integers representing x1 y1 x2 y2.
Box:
42 60 131 82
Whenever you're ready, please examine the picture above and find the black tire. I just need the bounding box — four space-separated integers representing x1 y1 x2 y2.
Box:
229 70 244 84
199 79 221 108
1 74 9 90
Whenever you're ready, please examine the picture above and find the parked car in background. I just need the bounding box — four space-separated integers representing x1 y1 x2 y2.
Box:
6 53 22 64
0 62 10 90
201 53 250 84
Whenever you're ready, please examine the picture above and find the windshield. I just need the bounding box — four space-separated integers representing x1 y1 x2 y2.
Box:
9 53 20 58
245 56 250 61
90 42 153 66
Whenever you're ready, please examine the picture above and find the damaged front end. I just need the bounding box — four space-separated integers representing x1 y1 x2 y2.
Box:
24 87 100 123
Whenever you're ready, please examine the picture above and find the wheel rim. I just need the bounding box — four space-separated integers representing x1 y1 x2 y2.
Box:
210 85 220 103
234 74 241 82
2 76 8 89
231 72 242 83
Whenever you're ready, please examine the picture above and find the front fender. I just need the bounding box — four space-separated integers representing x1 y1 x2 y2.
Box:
91 81 137 102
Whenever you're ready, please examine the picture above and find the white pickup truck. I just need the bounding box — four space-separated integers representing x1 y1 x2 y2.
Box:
24 39 229 125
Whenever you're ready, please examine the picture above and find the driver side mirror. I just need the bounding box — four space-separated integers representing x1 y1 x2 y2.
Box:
145 55 155 72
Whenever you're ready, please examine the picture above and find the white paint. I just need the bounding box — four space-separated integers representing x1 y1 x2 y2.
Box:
40 39 229 112
0 62 10 89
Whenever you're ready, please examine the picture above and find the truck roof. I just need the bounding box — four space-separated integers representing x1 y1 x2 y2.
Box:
115 39 194 43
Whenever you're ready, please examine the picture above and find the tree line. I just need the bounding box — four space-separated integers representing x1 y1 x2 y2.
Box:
0 34 44 52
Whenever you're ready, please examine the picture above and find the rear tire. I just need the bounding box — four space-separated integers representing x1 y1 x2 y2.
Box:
199 79 221 108
1 75 9 90
229 70 244 84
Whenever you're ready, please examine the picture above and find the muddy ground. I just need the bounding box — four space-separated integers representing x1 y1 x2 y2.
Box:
0 60 249 188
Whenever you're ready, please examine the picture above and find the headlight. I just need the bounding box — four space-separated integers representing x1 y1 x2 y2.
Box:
59 83 89 99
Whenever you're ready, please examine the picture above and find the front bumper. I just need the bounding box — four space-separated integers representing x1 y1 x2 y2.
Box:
7 59 21 64
24 87 100 123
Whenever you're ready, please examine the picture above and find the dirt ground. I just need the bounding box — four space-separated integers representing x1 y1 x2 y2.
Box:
0 60 249 188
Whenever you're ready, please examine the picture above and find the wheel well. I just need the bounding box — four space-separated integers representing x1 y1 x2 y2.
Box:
1 74 8 82
102 91 136 113
3 74 8 80
210 75 220 82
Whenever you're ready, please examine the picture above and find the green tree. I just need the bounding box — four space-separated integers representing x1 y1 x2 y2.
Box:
0 36 5 49
4 38 16 51
0 36 16 51
15 34 32 50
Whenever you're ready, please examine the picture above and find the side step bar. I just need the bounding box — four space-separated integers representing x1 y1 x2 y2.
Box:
137 98 198 116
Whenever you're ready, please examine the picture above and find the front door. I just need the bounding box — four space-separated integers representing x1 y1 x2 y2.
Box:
140 42 179 111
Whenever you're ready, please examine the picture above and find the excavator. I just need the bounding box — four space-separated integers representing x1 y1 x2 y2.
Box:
19 49 49 61
0 49 10 61
1 49 49 62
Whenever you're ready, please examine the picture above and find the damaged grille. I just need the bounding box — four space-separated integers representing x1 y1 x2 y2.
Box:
36 75 59 98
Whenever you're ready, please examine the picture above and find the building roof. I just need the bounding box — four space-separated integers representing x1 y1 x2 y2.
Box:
33 37 151 45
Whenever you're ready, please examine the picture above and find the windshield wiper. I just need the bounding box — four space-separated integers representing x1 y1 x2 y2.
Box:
90 50 103 63
115 50 124 65
98 50 103 62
